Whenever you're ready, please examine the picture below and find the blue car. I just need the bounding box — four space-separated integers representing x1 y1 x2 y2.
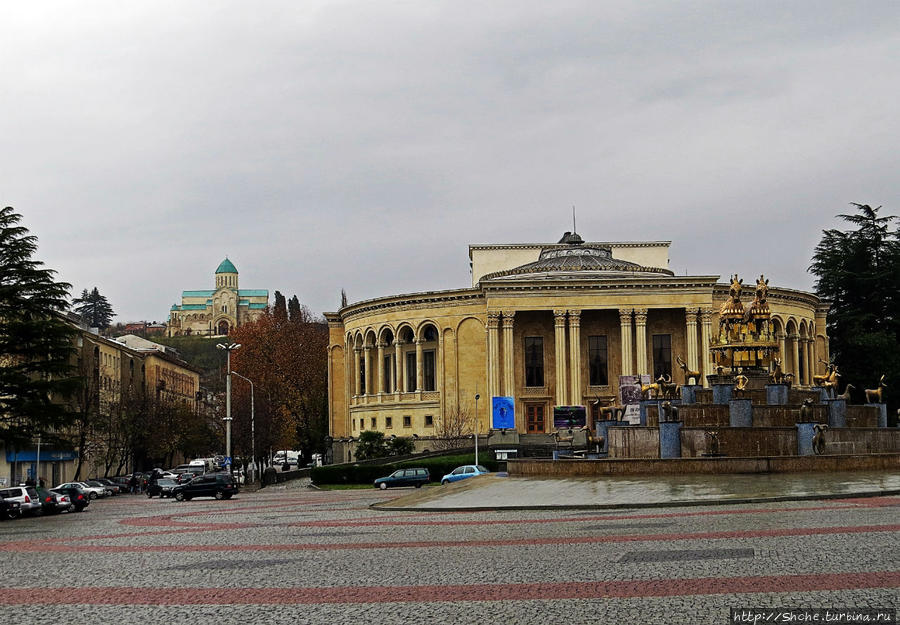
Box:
440 465 489 485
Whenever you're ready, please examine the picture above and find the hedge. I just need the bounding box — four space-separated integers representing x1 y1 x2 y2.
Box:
310 453 499 485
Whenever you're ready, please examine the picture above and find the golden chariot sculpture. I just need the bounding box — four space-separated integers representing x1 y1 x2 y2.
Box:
710 274 778 376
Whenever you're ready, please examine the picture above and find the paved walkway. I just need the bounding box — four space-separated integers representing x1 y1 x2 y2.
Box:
378 470 900 510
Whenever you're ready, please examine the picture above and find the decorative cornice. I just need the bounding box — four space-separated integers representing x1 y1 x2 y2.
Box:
469 240 671 258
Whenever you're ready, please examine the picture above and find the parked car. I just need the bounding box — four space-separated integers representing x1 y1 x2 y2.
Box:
49 486 90 512
172 466 205 483
36 487 72 514
0 486 42 516
92 478 124 494
146 478 178 499
0 494 22 520
373 468 430 490
440 465 490 485
56 482 106 500
172 473 238 501
84 480 115 497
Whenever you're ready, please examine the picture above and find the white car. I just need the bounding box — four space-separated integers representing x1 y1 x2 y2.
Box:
56 481 106 500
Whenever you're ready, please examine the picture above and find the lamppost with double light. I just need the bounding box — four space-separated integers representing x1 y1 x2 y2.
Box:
216 342 241 471
231 370 256 485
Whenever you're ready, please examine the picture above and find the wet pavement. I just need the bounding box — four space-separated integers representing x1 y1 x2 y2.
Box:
379 471 900 510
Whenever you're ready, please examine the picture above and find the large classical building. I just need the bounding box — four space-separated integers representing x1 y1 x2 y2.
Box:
167 258 269 337
326 232 829 445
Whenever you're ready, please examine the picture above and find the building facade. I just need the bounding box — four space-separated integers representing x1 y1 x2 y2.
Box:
167 258 268 337
326 232 829 445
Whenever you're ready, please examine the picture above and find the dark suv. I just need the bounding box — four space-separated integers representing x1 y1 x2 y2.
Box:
172 473 238 501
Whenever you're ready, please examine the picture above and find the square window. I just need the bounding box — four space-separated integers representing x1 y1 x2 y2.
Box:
403 415 411 428
424 415 433 427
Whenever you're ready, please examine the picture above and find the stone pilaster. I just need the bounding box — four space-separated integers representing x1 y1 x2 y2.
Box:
777 332 787 374
487 311 501 401
790 334 800 380
501 311 515 397
700 309 713 388
805 338 814 387
354 347 362 396
568 310 582 405
634 308 648 376
376 341 385 394
619 308 633 377
394 340 402 394
554 309 568 406
363 345 372 395
415 338 424 392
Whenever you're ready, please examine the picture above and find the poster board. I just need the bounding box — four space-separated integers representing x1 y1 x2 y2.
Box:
618 375 651 425
491 396 515 429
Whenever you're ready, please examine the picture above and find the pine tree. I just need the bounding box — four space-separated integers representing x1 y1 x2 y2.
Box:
72 286 115 329
809 203 900 414
0 206 80 447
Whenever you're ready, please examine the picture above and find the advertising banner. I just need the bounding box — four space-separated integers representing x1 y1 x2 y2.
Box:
618 375 650 424
492 396 515 429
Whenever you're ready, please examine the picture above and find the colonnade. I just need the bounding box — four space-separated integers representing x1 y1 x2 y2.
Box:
778 332 816 386
486 307 717 407
350 337 433 397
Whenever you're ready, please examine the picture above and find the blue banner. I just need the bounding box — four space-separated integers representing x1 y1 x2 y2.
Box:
5 450 77 462
492 396 515 429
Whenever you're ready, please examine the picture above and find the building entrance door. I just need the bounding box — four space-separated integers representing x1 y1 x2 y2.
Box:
526 403 545 433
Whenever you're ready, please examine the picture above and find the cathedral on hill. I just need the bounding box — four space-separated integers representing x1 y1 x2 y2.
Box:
167 258 269 337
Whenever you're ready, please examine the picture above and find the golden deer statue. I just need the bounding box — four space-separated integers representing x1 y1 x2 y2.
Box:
864 375 887 404
770 358 786 385
836 384 855 402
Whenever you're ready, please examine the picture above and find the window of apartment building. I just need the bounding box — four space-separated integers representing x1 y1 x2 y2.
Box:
423 350 435 391
652 334 672 379
403 415 411 428
385 417 392 429
525 337 544 387
588 335 609 386
370 417 377 429
424 415 433 427
383 355 393 393
406 352 416 392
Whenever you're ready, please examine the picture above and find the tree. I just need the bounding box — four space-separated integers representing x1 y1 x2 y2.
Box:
809 203 900 416
72 286 115 330
0 206 80 448
288 295 303 322
273 291 287 321
354 430 388 460
433 404 474 450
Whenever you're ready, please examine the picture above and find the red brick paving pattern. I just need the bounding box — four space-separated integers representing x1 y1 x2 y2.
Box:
0 572 897 605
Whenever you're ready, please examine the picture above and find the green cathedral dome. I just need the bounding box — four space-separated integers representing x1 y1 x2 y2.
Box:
215 258 238 274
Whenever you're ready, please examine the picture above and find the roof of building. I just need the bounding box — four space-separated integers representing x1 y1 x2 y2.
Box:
481 232 675 281
216 258 238 274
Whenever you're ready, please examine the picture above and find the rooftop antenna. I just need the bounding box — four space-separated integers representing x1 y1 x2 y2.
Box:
572 205 576 233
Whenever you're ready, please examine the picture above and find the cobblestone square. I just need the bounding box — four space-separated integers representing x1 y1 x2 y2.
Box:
0 486 897 624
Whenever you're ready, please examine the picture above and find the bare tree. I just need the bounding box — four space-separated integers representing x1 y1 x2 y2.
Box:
433 404 474 450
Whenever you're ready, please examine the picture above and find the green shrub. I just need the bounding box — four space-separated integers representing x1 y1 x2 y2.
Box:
310 453 499 485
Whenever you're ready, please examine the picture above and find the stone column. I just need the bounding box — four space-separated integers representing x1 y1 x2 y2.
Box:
805 338 814 386
790 334 800 381
554 309 568 406
685 308 699 374
777 332 787 374
415 338 424 392
700 309 713 388
487 311 501 401
394 340 402 394
353 347 361 396
619 308 633 377
568 310 582 405
363 345 372 395
376 341 385 395
634 308 649 376
501 311 515 397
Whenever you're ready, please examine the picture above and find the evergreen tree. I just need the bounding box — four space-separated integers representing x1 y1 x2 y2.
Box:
288 295 302 322
0 206 80 447
72 286 115 329
809 203 900 415
273 290 287 321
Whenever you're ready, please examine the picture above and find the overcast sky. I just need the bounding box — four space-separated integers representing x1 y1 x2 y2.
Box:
3 1 898 322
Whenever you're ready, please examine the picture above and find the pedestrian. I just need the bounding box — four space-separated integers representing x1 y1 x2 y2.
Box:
128 475 137 494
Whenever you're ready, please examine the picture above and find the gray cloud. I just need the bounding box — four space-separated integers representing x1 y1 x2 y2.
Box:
2 1 898 320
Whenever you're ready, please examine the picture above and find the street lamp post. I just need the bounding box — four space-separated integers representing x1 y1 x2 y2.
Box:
231 370 255 486
474 393 480 466
216 343 241 472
